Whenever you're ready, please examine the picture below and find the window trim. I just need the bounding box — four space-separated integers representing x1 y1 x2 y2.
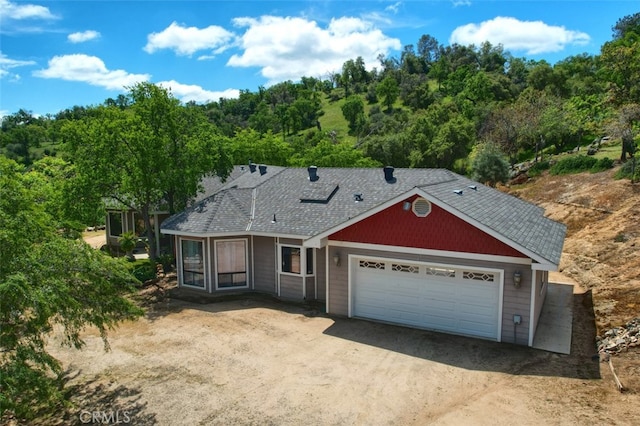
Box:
214 238 249 290
179 237 207 290
108 211 124 238
279 244 314 277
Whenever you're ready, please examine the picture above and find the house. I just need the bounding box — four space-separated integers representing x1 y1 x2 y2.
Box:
160 165 566 347
105 166 247 256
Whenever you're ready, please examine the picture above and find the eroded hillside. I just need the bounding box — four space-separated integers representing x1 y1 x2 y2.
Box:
509 168 640 332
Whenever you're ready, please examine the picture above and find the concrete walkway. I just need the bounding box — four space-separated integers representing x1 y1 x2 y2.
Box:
532 282 574 354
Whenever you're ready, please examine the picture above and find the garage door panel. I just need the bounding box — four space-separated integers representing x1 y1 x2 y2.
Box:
353 257 500 340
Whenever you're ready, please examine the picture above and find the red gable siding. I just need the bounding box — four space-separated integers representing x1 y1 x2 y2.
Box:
330 196 527 258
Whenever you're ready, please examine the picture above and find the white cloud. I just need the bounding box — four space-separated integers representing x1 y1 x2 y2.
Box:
68 30 101 43
33 54 150 90
385 2 402 14
228 15 401 84
451 0 471 7
450 16 590 54
157 80 239 103
144 21 235 56
0 52 36 81
0 0 58 20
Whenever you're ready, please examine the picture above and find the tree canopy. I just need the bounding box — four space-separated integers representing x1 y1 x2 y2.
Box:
0 156 143 421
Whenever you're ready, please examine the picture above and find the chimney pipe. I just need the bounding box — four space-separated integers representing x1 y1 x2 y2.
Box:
383 166 395 183
259 165 267 175
249 162 257 173
308 166 319 182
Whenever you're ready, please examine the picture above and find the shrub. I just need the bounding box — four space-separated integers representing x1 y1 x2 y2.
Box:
615 158 640 181
470 143 510 187
550 155 597 175
123 259 157 284
527 160 550 177
591 157 614 173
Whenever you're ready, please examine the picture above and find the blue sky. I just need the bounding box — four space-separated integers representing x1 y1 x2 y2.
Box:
1 0 637 118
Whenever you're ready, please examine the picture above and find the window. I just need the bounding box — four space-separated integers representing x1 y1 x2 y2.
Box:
133 212 152 237
216 240 247 288
108 212 123 237
306 248 314 275
281 246 301 274
181 239 205 288
281 246 313 275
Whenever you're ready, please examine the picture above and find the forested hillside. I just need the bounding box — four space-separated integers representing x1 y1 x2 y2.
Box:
1 13 639 213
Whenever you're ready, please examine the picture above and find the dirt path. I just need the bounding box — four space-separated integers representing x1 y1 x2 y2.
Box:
43 281 639 426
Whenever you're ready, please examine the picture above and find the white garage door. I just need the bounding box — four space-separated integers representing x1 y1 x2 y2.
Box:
352 257 501 340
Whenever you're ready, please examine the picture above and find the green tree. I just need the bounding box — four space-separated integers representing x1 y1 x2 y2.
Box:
470 143 510 187
341 95 366 134
64 83 231 259
377 76 400 112
0 157 143 421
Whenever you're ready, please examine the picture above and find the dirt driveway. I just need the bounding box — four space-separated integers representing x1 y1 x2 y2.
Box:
47 283 638 425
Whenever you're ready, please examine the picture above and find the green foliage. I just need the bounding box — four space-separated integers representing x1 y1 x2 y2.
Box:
527 160 551 177
123 258 157 283
341 95 366 135
549 155 614 175
470 143 510 187
614 157 640 181
0 157 143 421
118 231 138 259
376 76 400 112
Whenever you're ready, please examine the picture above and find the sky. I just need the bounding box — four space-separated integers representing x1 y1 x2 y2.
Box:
1 0 637 118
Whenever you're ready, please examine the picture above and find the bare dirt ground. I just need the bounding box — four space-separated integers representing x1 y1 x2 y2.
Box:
35 168 639 425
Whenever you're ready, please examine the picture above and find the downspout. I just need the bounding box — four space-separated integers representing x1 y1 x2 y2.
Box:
325 245 330 314
528 269 536 346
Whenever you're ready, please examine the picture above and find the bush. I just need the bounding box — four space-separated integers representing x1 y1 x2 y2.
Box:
615 158 640 181
123 259 157 284
527 160 550 177
550 155 597 175
591 157 614 172
470 143 510 187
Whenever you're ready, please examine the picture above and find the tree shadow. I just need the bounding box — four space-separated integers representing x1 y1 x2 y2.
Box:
54 371 157 425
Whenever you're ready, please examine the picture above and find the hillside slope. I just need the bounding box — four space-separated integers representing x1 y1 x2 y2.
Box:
509 168 640 332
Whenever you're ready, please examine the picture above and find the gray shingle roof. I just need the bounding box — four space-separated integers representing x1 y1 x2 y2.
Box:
161 166 566 266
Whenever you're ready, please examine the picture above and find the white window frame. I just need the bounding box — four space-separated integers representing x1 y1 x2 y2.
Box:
179 237 207 290
278 244 314 277
108 211 124 238
214 238 249 290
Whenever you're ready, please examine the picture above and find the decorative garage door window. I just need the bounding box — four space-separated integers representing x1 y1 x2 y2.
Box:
357 259 497 282
425 266 456 278
391 263 419 274
462 271 496 282
359 260 385 269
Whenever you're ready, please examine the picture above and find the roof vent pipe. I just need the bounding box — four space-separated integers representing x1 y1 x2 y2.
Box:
259 165 267 175
249 162 257 173
308 166 319 182
383 166 396 183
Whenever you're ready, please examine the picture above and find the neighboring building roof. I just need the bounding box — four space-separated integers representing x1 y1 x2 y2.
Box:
161 166 566 267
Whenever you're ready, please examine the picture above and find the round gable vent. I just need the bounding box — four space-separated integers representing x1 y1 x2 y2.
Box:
412 197 431 217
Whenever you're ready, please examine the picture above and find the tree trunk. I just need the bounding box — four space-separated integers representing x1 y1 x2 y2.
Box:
141 205 157 260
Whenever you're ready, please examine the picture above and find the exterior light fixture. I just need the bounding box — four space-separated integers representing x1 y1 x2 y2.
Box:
513 271 522 288
333 253 341 266
403 201 411 211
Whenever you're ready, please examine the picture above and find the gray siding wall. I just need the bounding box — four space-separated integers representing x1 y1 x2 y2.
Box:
531 270 548 339
327 244 533 345
316 247 327 302
253 236 277 294
305 276 316 300
280 274 303 300
501 266 532 345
